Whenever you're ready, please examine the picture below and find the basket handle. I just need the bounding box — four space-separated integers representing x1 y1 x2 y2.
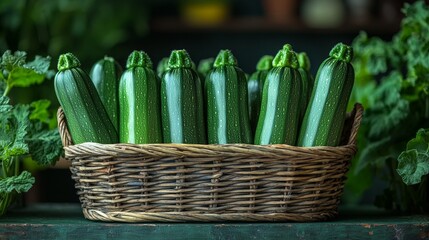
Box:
346 103 364 146
57 107 73 147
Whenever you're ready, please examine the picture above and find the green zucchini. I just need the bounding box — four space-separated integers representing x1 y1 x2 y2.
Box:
297 52 314 122
89 56 122 132
205 49 252 144
119 50 162 144
298 43 355 147
156 57 169 78
254 44 301 145
247 55 273 134
161 50 206 143
54 53 118 144
197 57 214 79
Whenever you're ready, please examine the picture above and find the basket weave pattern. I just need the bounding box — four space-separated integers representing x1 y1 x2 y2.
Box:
58 104 363 222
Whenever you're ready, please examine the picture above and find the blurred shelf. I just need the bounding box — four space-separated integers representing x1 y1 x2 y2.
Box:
1 204 428 240
150 17 401 35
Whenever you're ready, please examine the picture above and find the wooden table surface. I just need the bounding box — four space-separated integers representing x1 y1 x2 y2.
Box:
0 204 428 240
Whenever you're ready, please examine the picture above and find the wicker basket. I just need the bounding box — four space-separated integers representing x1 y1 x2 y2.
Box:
58 104 363 222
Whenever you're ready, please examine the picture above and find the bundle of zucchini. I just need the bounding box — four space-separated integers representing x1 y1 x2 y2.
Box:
54 42 354 147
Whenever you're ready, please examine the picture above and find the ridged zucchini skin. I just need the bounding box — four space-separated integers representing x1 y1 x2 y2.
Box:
247 55 273 134
298 43 355 147
297 52 314 122
254 44 301 145
54 53 118 144
119 51 162 144
89 56 122 132
161 50 206 144
205 50 252 144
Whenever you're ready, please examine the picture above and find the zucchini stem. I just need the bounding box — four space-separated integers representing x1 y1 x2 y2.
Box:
272 44 298 69
168 50 194 69
256 55 274 71
57 53 81 71
297 52 311 71
126 51 153 69
329 43 354 63
213 49 237 67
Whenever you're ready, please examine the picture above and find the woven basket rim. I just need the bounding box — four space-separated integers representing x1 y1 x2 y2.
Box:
63 142 358 159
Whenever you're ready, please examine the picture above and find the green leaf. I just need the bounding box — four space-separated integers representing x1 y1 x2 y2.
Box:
26 99 62 165
12 104 30 143
26 129 62 166
1 51 53 95
0 97 61 166
0 96 12 114
0 50 26 71
0 104 30 162
0 141 28 161
7 66 45 89
352 32 394 76
29 100 51 124
365 72 410 139
397 128 429 185
23 55 51 75
0 171 34 194
0 50 26 87
407 128 429 152
397 150 429 185
399 1 429 42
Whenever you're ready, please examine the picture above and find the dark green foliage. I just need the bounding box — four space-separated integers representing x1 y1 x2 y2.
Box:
0 50 62 216
345 1 429 212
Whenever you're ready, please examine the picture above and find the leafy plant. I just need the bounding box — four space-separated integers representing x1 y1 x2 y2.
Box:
344 1 429 212
397 129 429 185
0 50 62 215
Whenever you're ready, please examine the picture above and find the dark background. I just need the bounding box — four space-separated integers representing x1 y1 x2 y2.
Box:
0 0 409 203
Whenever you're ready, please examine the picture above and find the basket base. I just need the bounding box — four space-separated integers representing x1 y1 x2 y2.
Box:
82 208 338 222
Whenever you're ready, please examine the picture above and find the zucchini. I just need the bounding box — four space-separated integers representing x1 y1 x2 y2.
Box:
197 57 214 79
205 49 252 144
247 55 273 134
54 53 118 144
89 56 122 132
156 57 169 78
297 52 314 122
298 43 355 147
254 44 301 145
119 50 162 144
161 50 206 143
